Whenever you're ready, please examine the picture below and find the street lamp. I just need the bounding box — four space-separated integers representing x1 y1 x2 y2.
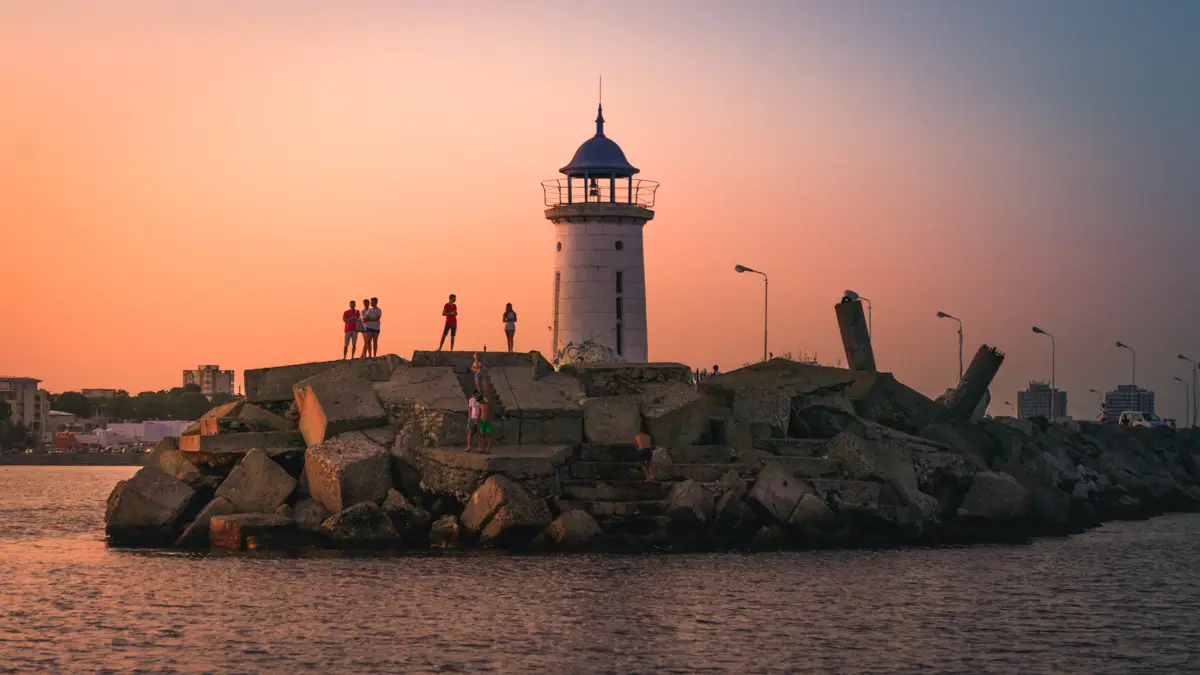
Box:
734 264 768 362
1115 341 1136 386
844 290 872 337
1175 376 1191 429
1178 354 1196 428
936 311 963 381
1032 326 1057 418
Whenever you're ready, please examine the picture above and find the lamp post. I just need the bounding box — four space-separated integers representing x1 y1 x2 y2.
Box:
1004 400 1015 416
1175 377 1191 429
1178 354 1196 428
734 264 768 362
845 290 872 337
936 311 963 381
1088 388 1105 420
1115 341 1136 386
1032 326 1056 418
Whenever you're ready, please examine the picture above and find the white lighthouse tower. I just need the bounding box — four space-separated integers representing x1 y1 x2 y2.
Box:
543 103 658 363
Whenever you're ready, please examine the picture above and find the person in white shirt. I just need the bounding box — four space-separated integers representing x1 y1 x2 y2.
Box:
466 390 482 451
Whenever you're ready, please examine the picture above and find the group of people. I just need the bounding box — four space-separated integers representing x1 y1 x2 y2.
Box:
341 298 383 359
342 294 520 359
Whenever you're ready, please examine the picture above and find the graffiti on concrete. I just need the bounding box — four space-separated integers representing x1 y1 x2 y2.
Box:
556 340 621 365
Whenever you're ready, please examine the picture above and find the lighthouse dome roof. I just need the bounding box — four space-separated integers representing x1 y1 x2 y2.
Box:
559 105 639 178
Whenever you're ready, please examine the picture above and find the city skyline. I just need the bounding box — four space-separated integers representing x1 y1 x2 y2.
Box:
2 2 1199 422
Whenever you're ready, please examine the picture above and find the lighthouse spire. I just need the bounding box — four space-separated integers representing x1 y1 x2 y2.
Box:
596 75 605 136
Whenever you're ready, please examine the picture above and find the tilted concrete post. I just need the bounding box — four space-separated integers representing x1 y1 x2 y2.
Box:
835 299 876 372
945 345 1005 419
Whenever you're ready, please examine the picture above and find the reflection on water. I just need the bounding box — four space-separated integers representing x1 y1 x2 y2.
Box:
1 467 1199 673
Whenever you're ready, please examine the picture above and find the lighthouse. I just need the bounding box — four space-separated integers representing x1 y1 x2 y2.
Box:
543 103 658 363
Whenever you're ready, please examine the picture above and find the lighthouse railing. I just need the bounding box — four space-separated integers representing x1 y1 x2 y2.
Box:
541 179 659 208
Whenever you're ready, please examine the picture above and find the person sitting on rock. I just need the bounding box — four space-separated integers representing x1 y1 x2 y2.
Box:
635 431 655 482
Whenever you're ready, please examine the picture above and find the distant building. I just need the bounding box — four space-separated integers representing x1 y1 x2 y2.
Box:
1104 384 1155 419
81 388 118 398
106 420 193 442
0 376 50 448
183 365 235 396
1017 381 1068 420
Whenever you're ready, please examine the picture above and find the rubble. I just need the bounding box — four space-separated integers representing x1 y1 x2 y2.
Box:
101 342 1200 555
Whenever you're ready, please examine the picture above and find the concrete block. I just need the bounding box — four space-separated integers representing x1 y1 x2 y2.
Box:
295 370 388 447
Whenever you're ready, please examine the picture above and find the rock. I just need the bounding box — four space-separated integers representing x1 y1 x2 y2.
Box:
717 469 748 500
213 449 298 513
305 435 391 514
460 475 552 545
582 395 643 444
274 504 293 519
790 405 853 440
429 515 462 547
665 479 715 529
293 498 332 531
105 468 197 545
388 440 424 499
541 510 603 549
732 387 791 438
294 370 389 446
319 502 401 546
746 462 812 524
751 525 787 551
788 493 836 531
958 471 1030 521
147 447 200 484
209 513 300 550
174 496 236 547
712 491 758 541
383 488 432 543
638 382 707 447
825 431 876 480
1027 486 1072 531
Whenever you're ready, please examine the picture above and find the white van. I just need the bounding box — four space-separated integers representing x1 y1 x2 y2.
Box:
1117 411 1171 429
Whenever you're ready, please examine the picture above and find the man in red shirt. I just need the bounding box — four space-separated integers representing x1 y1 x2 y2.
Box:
342 300 361 359
437 293 458 351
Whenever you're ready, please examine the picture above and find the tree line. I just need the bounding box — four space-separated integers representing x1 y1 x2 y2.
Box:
0 401 35 450
51 385 240 423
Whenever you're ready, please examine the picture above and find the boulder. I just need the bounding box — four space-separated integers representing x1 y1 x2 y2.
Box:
389 438 424 499
294 371 389 447
958 471 1029 521
732 387 791 437
639 382 707 447
305 435 391 513
174 496 236 547
582 395 643 444
712 491 758 541
147 447 200 484
1027 486 1073 531
746 462 812 524
209 513 299 550
665 479 715 529
319 502 402 546
717 469 748 500
788 493 836 531
293 498 332 531
790 405 853 440
429 515 462 547
751 525 787 551
460 475 552 545
383 488 432 543
105 467 197 544
541 510 603 549
274 504 293 519
213 449 297 513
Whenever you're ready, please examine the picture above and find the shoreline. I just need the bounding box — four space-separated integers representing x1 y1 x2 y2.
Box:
0 453 147 467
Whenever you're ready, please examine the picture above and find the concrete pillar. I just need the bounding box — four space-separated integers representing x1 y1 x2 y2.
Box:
945 345 1005 419
835 299 876 372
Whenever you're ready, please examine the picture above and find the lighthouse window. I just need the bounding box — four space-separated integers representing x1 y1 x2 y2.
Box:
616 271 623 294
556 242 562 252
615 240 624 251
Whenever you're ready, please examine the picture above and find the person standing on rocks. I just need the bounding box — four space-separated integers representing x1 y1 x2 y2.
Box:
363 297 382 358
466 390 482 451
635 430 655 482
359 297 370 357
438 294 458 351
479 395 494 454
342 300 361 359
472 353 489 395
502 303 518 352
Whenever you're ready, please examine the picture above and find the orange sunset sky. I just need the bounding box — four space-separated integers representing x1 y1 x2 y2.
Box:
2 2 1199 421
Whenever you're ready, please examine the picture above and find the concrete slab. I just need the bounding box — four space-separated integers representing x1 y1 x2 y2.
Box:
410 350 551 371
178 431 305 455
703 359 858 404
244 355 403 404
559 362 694 397
490 367 584 412
416 445 572 480
373 365 466 412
